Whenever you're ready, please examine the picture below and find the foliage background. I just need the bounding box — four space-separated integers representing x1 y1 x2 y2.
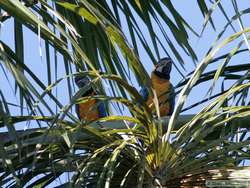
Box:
0 0 250 187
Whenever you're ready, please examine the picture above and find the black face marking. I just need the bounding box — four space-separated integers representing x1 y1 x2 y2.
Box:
154 58 173 79
75 76 90 88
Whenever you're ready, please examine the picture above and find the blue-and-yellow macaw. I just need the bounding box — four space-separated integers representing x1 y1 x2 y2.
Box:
140 57 175 116
75 76 107 121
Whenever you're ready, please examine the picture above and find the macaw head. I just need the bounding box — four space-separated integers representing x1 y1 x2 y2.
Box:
153 57 173 79
75 75 96 96
75 75 91 88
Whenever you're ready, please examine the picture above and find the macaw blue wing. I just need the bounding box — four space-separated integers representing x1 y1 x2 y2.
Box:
168 84 175 115
75 103 80 119
97 101 107 118
139 87 149 102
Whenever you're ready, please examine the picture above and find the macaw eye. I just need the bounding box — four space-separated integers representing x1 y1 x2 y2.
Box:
155 61 165 69
155 64 165 72
76 77 91 87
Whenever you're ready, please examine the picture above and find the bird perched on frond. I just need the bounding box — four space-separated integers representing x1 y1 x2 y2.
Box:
75 75 107 122
140 57 175 117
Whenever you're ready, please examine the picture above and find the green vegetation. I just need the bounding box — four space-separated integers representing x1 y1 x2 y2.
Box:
0 0 249 187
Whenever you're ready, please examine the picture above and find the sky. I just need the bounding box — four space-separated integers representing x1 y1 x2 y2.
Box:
1 1 250 117
0 0 250 135
0 0 250 185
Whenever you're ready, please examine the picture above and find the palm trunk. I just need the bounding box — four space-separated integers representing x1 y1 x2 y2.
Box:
164 167 250 188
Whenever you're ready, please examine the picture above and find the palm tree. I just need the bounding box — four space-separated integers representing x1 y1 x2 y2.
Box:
0 0 249 187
